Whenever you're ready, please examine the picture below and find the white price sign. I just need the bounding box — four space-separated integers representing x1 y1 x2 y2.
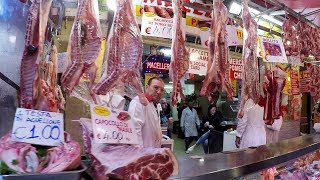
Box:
11 108 64 146
259 36 288 63
90 105 139 145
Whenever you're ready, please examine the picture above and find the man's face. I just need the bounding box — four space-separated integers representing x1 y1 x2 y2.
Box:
146 79 165 103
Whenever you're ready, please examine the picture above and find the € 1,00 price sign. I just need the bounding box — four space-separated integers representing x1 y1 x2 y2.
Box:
11 108 64 146
91 105 139 145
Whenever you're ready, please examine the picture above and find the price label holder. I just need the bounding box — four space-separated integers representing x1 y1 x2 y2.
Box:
90 104 139 145
11 108 64 146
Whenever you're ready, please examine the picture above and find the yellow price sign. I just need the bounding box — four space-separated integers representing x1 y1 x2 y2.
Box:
236 29 243 39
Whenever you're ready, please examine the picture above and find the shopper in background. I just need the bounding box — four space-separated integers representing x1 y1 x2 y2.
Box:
177 101 187 139
203 104 225 153
235 96 266 149
181 100 200 153
160 98 173 138
128 77 165 148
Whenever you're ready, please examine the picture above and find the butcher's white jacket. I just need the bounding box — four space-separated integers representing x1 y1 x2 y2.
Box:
236 99 266 149
128 96 162 148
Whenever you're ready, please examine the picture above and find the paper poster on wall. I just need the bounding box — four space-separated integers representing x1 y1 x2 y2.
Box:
199 25 244 49
259 36 288 63
291 66 300 95
57 52 68 73
300 69 311 93
187 47 209 75
229 52 243 80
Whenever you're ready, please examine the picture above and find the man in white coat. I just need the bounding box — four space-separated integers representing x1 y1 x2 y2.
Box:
235 97 266 149
128 77 165 148
181 100 200 153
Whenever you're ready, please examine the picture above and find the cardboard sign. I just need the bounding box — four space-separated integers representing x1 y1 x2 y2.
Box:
199 25 244 48
259 36 288 63
229 52 243 80
187 47 209 75
90 105 139 144
11 108 64 146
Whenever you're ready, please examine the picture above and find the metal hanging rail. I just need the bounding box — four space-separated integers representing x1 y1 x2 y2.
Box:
0 72 20 91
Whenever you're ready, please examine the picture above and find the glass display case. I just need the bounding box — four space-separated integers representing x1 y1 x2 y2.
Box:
170 134 320 179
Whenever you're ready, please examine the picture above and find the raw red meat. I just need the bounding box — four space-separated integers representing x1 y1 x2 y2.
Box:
200 0 233 103
40 133 81 173
0 132 81 174
307 63 320 102
80 118 178 180
117 112 129 121
0 133 39 173
93 0 147 106
19 0 40 109
263 67 287 125
282 19 300 57
169 0 189 106
61 0 101 101
237 0 260 118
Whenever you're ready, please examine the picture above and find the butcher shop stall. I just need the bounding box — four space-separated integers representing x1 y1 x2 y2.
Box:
1 0 320 179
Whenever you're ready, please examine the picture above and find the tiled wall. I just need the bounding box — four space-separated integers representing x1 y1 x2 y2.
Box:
0 1 27 136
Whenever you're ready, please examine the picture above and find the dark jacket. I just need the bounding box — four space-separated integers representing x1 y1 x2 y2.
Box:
203 110 225 153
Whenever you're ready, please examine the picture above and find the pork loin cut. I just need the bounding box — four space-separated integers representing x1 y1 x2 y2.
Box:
80 118 178 180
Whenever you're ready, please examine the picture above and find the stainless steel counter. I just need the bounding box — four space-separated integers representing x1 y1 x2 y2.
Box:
171 134 320 179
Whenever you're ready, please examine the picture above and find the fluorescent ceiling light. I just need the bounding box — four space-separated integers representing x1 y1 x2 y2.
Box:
229 2 242 15
160 49 171 57
262 15 283 26
107 0 116 11
248 7 261 15
169 81 173 84
229 1 261 16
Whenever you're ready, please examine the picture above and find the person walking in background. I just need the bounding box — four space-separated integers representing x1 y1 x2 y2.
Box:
203 104 225 153
181 100 200 153
235 96 266 149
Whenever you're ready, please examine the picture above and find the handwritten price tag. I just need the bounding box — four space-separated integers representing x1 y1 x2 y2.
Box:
90 105 138 145
11 108 64 146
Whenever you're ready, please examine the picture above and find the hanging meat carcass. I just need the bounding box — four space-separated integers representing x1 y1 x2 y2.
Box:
93 0 148 106
199 0 233 103
282 19 300 57
169 0 189 106
308 63 320 102
80 118 178 179
61 0 101 101
237 0 260 118
19 0 40 109
263 66 287 125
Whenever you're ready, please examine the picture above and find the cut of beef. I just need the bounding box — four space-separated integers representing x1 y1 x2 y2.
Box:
80 118 178 180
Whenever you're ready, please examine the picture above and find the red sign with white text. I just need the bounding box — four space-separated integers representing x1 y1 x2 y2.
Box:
229 52 243 80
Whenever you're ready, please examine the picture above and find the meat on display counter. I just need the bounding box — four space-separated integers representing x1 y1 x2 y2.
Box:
170 134 320 179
